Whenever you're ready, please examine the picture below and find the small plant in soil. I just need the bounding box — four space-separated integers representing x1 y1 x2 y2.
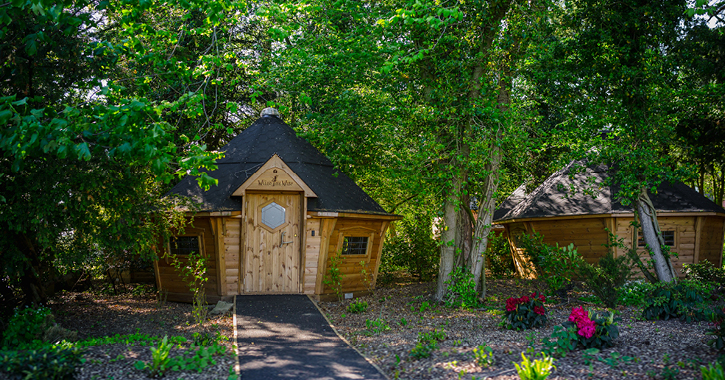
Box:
472 345 494 367
365 318 390 335
514 352 556 380
562 307 620 349
706 306 725 350
347 300 368 314
701 360 725 380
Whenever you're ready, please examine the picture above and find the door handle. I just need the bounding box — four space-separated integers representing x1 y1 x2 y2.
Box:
280 231 293 246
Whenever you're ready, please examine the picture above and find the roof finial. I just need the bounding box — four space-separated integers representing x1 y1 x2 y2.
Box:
260 107 280 118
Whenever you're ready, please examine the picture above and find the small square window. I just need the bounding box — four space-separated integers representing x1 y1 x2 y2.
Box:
342 236 369 256
170 236 200 256
637 230 675 247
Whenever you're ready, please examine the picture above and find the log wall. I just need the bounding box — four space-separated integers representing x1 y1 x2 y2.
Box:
157 217 220 302
320 218 387 295
699 216 725 267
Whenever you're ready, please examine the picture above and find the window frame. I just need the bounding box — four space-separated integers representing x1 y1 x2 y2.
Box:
636 228 677 248
168 235 204 257
336 228 376 258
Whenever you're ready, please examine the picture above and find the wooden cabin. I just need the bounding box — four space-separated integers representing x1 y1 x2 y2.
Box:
494 162 725 278
157 108 400 302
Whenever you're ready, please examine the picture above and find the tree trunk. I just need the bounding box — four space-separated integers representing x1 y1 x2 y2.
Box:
15 233 48 305
435 180 461 302
627 210 658 283
636 187 677 282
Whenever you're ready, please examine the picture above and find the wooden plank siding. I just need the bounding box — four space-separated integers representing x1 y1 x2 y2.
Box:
223 217 241 295
504 214 725 279
303 218 322 294
156 217 220 301
321 218 385 295
700 216 725 267
615 216 697 277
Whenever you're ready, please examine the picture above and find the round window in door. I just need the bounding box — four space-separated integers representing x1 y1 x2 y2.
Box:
261 202 286 229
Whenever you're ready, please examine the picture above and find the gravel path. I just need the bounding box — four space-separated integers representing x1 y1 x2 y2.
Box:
319 279 723 380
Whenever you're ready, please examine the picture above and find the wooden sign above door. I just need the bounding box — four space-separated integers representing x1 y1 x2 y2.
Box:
232 154 317 197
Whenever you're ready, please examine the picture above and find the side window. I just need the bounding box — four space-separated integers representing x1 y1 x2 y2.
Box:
637 230 675 247
169 236 201 256
341 236 369 256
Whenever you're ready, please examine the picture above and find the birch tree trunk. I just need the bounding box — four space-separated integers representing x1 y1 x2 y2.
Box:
435 179 461 302
636 187 677 283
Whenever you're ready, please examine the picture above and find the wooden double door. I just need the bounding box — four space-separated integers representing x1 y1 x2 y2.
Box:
242 192 303 293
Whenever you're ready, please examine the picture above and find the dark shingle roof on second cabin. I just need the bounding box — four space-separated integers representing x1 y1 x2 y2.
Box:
167 114 391 215
494 161 725 222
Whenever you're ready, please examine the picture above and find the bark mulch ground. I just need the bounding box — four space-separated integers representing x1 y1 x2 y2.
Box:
319 278 724 380
46 289 237 380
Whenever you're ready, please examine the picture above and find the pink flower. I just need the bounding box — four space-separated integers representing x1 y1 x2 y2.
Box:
578 322 596 339
569 307 588 323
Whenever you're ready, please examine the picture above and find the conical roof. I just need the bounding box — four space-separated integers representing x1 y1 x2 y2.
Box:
167 115 391 215
494 161 725 222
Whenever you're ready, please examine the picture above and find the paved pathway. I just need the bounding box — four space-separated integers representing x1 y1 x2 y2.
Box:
235 295 387 380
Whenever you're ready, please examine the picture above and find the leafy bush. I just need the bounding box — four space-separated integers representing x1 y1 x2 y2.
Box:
347 300 368 313
380 216 439 281
706 307 725 351
702 360 725 380
578 250 632 308
472 345 494 367
641 281 710 322
418 329 446 344
517 233 584 297
487 231 515 278
617 281 656 307
502 292 547 330
562 307 620 349
135 336 228 376
514 352 556 380
684 260 725 284
0 343 86 380
443 266 479 309
1 306 54 348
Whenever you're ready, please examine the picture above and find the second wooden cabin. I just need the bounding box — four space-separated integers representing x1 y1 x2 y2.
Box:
157 108 400 302
494 162 725 278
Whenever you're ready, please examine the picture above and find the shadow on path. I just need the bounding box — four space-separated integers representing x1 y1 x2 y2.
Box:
236 295 386 380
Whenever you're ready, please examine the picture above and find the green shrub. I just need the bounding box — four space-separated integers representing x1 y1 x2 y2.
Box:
487 231 515 278
418 329 446 344
0 343 86 380
365 318 390 335
617 281 656 307
514 352 556 380
641 281 710 322
578 250 632 308
1 306 54 348
380 216 439 281
347 300 368 314
684 260 725 284
502 292 548 330
443 266 479 309
517 233 584 297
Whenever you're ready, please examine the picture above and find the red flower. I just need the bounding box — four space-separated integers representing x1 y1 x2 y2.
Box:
534 306 546 315
539 294 546 303
522 296 530 303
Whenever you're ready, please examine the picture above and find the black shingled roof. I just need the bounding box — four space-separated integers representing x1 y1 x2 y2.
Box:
167 115 392 215
494 161 725 222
